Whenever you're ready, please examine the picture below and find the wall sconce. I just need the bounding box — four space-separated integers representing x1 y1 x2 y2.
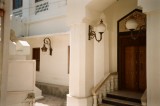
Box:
88 19 106 42
126 18 146 40
41 37 53 55
125 18 138 40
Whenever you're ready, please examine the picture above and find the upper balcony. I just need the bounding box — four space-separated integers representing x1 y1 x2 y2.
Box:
12 0 67 22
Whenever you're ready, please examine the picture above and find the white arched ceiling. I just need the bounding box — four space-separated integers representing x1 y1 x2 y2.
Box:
85 0 116 24
87 0 116 12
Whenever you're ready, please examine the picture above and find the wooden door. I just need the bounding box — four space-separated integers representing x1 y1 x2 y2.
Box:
138 46 146 91
118 32 146 92
124 46 146 91
124 46 137 91
32 48 40 71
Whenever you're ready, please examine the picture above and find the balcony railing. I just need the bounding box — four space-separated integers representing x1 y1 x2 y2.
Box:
35 0 49 15
13 8 23 17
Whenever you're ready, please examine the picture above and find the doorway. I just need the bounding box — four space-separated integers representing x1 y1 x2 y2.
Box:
118 31 146 92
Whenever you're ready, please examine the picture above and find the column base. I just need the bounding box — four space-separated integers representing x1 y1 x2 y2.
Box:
67 94 93 106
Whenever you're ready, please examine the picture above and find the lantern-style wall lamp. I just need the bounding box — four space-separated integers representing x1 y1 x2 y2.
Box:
125 18 138 40
125 18 146 40
41 37 52 55
88 19 106 42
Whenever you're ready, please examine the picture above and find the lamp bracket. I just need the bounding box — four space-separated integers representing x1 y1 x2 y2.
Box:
88 25 96 40
88 25 103 42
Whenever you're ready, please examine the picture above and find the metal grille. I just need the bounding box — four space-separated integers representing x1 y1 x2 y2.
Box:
35 1 49 15
13 9 23 17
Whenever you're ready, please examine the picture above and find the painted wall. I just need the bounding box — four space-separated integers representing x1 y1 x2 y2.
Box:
23 33 69 86
7 61 36 106
28 16 69 36
146 10 160 106
138 0 160 105
104 0 138 72
28 0 69 36
11 0 69 37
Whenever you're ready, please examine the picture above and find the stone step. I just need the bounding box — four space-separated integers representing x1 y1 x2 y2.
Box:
102 97 141 106
99 104 115 106
106 91 142 103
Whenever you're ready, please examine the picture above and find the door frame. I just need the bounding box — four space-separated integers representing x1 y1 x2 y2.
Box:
117 9 146 91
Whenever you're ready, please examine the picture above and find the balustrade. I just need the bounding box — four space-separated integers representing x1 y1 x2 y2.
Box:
92 72 118 106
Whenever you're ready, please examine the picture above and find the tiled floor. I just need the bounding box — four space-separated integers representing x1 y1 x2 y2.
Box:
35 95 66 106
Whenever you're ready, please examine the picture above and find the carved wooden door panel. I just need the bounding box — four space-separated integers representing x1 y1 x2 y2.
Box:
138 46 146 91
124 46 146 91
124 46 137 91
118 32 146 92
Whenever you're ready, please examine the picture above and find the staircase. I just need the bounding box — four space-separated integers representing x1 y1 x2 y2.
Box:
100 90 142 106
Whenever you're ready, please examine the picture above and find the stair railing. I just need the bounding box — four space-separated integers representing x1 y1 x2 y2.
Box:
92 72 118 106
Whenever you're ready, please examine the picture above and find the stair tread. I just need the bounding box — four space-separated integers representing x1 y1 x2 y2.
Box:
103 97 141 106
107 90 142 100
99 104 115 106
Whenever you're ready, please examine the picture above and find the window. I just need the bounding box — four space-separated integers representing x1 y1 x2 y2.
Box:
35 0 43 3
13 0 23 10
32 48 40 71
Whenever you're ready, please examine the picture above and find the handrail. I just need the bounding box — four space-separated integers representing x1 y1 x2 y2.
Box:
92 72 117 96
67 94 92 99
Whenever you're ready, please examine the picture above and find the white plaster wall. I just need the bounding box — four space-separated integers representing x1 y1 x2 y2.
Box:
138 0 160 13
146 10 160 106
23 34 69 86
7 60 36 92
94 27 110 86
7 60 36 106
104 0 138 72
28 0 69 36
11 0 69 37
94 36 105 86
138 1 160 105
28 16 69 36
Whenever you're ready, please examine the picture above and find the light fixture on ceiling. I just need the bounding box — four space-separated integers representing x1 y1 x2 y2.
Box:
88 19 106 42
125 18 146 40
41 37 52 55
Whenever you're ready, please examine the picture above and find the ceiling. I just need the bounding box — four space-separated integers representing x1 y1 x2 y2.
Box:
87 0 117 12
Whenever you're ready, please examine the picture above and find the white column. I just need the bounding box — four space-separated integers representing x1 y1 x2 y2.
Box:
0 0 10 105
146 10 160 106
67 23 94 106
138 0 160 105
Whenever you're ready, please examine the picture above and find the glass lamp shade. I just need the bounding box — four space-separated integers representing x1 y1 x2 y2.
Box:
41 44 47 52
126 19 138 30
96 21 106 34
